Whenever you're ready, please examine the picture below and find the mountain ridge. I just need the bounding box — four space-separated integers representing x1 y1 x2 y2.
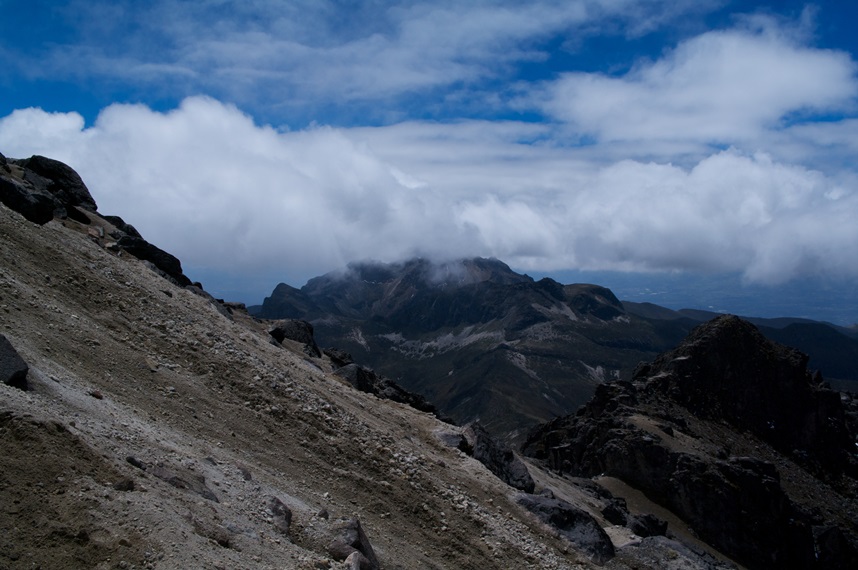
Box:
254 257 858 443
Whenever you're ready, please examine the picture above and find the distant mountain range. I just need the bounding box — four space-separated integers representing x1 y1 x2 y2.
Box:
251 258 858 443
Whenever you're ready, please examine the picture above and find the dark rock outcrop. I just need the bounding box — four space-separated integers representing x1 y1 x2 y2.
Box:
323 347 354 368
116 235 192 287
516 492 614 564
522 315 858 569
639 315 853 473
102 214 142 238
0 174 56 224
269 320 321 357
461 422 535 493
333 363 438 415
0 334 29 390
1 155 97 222
327 517 379 570
17 155 97 212
266 496 292 537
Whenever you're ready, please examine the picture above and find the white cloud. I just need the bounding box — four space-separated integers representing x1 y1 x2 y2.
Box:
3 0 720 118
536 17 857 145
2 97 857 295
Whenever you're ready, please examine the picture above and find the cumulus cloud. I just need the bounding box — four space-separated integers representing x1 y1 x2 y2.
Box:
535 15 857 146
2 96 857 297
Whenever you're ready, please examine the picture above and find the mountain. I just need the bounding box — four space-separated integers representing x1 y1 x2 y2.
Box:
255 260 858 444
7 151 766 569
624 304 858 390
523 315 858 569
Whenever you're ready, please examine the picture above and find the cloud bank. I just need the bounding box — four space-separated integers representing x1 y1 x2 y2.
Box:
1 3 857 302
2 95 856 292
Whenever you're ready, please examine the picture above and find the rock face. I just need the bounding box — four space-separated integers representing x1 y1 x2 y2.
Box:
461 422 535 493
0 154 98 223
523 315 858 569
115 235 192 287
18 155 98 213
269 319 321 357
0 334 29 390
0 153 195 288
327 517 379 570
332 363 438 415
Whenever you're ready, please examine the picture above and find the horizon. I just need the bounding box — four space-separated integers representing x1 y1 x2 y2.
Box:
2 1 857 324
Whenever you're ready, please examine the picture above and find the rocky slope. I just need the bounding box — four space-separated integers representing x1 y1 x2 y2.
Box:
2 154 748 569
523 315 858 569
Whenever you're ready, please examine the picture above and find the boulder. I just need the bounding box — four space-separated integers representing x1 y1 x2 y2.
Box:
323 347 354 368
327 517 379 569
19 155 97 212
266 496 292 536
516 492 614 564
333 363 438 415
0 334 29 390
0 175 55 225
116 235 192 287
268 319 321 357
102 214 142 238
462 422 534 493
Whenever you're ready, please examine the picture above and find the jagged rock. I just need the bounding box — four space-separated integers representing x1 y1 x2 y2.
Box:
516 492 614 564
102 214 142 238
333 363 438 415
0 175 56 224
327 517 379 569
601 497 629 526
18 155 98 212
323 347 354 368
116 235 192 287
462 422 534 493
640 315 853 473
266 496 292 536
522 315 858 569
627 513 667 538
0 334 29 390
269 319 321 357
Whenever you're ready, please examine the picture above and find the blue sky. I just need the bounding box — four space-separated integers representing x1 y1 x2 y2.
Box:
2 1 858 323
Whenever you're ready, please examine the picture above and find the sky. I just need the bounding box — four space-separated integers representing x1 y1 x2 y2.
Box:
1 1 857 323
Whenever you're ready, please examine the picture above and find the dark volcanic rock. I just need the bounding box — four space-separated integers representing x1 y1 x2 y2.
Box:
461 422 535 493
19 155 98 212
102 214 142 238
0 334 29 390
323 347 354 368
640 315 853 472
0 175 56 224
266 496 292 536
516 492 614 564
269 319 321 357
116 235 192 287
522 315 858 569
327 517 379 570
333 363 438 416
148 463 219 502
